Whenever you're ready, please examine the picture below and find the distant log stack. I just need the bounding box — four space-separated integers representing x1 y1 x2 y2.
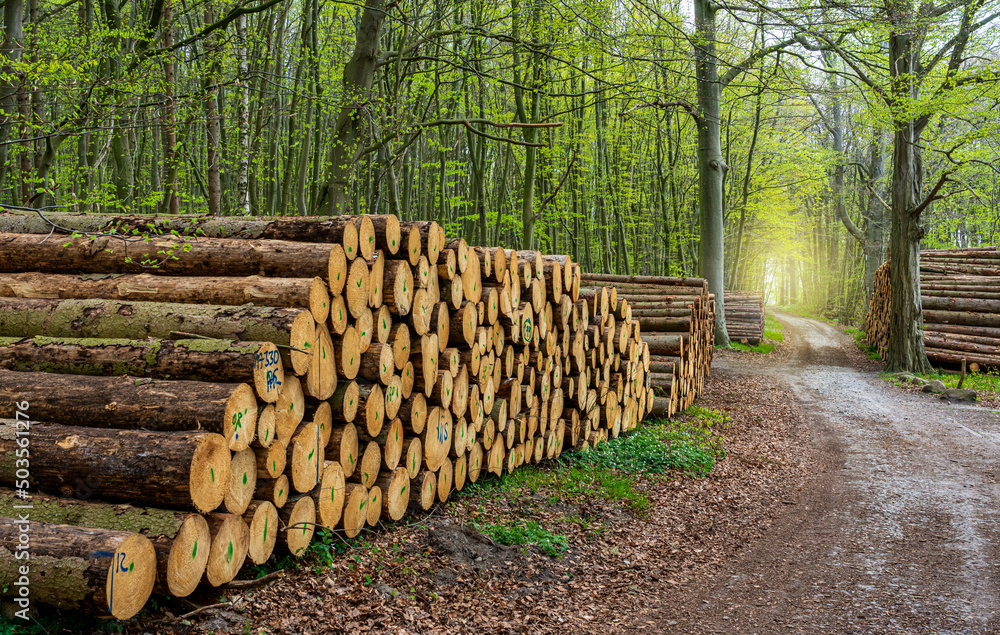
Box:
0 211 711 619
723 291 765 345
866 247 1000 370
579 273 714 418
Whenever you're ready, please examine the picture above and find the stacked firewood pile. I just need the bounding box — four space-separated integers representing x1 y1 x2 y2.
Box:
723 291 765 345
578 273 715 419
0 212 690 619
866 248 1000 369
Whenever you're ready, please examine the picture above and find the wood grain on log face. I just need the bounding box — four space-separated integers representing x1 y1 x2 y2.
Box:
330 380 360 423
244 501 278 566
288 421 322 494
404 437 422 479
368 250 385 308
274 375 305 442
356 216 377 261
341 483 367 538
385 375 404 420
254 474 289 509
346 258 371 319
409 471 436 511
328 422 359 478
281 495 316 556
314 461 346 530
224 448 258 515
366 485 383 526
203 513 250 586
255 438 286 479
353 441 382 489
375 467 409 521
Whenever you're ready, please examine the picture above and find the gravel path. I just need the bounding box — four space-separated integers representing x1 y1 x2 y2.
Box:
643 312 1000 634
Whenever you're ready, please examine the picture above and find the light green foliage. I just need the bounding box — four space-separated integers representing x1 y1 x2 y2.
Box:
884 370 1000 397
474 520 569 558
763 314 783 342
845 328 882 360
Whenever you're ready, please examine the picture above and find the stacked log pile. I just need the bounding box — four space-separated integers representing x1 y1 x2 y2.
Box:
578 273 714 419
723 291 765 345
0 212 693 618
866 248 1000 369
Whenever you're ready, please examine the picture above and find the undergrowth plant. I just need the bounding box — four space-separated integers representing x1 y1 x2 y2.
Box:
474 520 569 557
845 327 882 360
727 313 783 354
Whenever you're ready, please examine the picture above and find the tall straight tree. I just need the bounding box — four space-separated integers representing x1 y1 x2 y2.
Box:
693 0 730 345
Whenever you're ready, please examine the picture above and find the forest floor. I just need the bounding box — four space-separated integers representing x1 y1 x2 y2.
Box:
25 314 1000 634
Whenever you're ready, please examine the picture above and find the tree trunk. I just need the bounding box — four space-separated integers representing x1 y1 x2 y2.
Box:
0 336 285 386
0 297 315 375
0 369 258 450
235 13 250 215
884 12 931 373
693 0 729 346
0 233 333 279
0 521 155 618
0 271 329 318
324 0 387 215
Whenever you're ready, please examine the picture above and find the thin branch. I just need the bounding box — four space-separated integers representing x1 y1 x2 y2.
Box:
910 170 956 218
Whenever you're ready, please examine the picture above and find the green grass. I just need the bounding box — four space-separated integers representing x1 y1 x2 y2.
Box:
884 370 1000 395
763 314 784 342
475 520 569 557
730 341 776 354
461 412 728 518
725 313 782 354
844 327 883 360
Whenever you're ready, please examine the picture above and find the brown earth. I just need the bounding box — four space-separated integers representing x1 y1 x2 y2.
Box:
636 312 1000 634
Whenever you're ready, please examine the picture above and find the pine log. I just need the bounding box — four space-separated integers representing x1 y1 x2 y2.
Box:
0 233 335 280
0 272 330 322
0 489 210 598
0 520 155 618
0 421 230 513
0 369 259 451
0 297 316 375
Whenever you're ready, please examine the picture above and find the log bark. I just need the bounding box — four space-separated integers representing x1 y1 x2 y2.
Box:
0 298 316 375
0 369 259 451
0 233 334 280
0 421 231 513
0 520 155 618
0 272 330 321
0 337 286 402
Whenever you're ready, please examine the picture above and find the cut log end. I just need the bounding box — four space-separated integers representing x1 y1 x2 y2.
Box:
190 433 232 514
165 514 211 598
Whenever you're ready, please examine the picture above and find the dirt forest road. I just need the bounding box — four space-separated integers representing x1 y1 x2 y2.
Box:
652 312 1000 634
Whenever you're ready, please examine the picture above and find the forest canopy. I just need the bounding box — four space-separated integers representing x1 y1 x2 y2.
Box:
0 0 998 325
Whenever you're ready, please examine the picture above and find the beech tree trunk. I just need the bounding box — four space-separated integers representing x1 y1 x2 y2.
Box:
884 9 931 374
693 0 729 346
324 0 387 215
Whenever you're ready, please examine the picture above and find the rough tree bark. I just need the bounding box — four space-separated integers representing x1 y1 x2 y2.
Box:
324 0 387 215
693 0 730 346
